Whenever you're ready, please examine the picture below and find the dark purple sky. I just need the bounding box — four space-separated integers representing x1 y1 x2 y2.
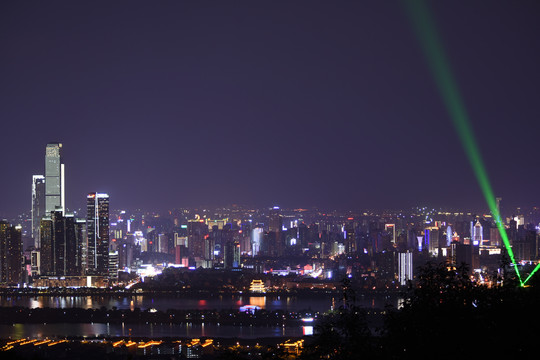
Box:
1 1 539 215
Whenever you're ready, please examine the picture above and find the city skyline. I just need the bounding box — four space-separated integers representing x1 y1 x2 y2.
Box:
1 1 539 216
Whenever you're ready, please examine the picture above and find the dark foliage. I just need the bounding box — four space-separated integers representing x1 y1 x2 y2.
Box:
384 262 538 359
300 279 374 359
303 262 540 359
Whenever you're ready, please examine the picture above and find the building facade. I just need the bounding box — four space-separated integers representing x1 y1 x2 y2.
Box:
0 221 23 285
86 193 110 276
31 175 46 248
45 143 65 214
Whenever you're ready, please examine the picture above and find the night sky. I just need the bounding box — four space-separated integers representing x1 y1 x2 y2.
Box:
1 1 539 216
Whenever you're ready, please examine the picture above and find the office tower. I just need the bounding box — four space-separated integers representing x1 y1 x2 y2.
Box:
187 219 207 258
446 226 452 247
0 221 23 285
425 226 440 254
52 209 67 275
39 217 54 275
73 218 85 275
204 233 215 261
31 175 46 247
268 206 282 233
39 209 85 276
490 227 502 247
472 220 483 246
251 227 263 256
108 251 119 279
45 143 65 214
344 222 356 254
450 242 478 274
268 207 284 256
298 223 308 249
385 224 396 244
223 240 240 269
495 197 502 221
398 251 413 285
158 233 169 254
30 250 40 277
86 193 110 276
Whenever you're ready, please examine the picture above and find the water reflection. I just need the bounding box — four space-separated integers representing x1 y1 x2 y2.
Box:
30 298 40 309
0 294 396 312
248 296 266 308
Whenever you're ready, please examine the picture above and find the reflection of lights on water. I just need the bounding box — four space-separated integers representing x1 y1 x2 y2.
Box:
30 298 41 309
303 326 314 336
239 305 260 313
249 297 266 308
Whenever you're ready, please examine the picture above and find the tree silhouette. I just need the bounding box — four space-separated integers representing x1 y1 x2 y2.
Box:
300 278 374 359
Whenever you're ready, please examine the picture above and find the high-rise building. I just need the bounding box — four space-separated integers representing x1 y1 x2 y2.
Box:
472 220 483 246
251 227 263 256
39 216 54 275
495 197 502 221
86 193 110 276
187 219 207 258
0 221 23 285
39 209 85 276
45 143 65 214
31 175 46 247
425 226 440 254
345 221 356 254
108 251 119 279
398 251 413 286
268 207 284 256
268 207 282 233
224 240 240 269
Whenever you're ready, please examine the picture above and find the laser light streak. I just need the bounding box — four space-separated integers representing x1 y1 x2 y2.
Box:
405 0 540 285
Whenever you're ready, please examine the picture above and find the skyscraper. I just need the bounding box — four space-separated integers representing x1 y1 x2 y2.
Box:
398 251 413 286
472 220 483 246
0 221 23 285
268 207 282 233
31 175 45 247
86 193 110 276
268 206 284 256
45 143 65 214
39 209 85 276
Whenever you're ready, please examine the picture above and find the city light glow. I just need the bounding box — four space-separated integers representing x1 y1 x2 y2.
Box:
406 0 535 285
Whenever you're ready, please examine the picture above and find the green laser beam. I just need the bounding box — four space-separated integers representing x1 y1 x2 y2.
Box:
523 264 540 285
404 0 531 286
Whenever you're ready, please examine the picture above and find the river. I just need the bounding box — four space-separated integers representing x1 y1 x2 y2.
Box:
0 293 397 312
0 294 397 338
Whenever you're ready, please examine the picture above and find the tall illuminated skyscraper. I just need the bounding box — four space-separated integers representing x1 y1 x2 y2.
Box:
86 193 109 276
45 143 65 214
31 175 45 247
472 220 483 246
398 251 413 286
